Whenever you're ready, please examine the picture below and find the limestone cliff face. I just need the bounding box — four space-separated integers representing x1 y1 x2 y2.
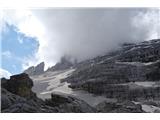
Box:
64 39 160 100
24 62 45 76
118 39 160 62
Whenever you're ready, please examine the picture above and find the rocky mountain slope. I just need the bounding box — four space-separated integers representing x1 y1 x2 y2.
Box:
64 39 160 89
1 73 96 113
62 39 160 112
1 73 145 113
2 39 160 113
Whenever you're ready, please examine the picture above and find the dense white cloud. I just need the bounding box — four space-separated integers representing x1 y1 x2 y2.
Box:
1 8 160 71
0 68 11 78
1 9 45 69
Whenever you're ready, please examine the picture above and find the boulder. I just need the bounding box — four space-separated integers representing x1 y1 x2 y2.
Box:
1 73 35 98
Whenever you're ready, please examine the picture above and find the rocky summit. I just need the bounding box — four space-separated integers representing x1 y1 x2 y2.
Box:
24 62 45 76
47 56 75 72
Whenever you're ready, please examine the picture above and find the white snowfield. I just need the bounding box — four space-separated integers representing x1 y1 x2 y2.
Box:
116 60 160 67
134 81 159 87
31 68 112 107
133 101 160 113
120 81 160 89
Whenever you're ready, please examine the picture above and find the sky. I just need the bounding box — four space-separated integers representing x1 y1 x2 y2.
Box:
0 8 160 78
1 23 39 74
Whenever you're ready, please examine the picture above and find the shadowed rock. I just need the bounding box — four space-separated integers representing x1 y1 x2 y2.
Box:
45 92 96 113
1 73 96 113
96 100 144 113
1 73 35 98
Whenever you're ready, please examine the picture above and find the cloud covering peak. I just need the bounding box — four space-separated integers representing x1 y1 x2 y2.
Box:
1 8 160 70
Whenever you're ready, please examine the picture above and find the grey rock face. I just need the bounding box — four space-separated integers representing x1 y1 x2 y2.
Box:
35 62 45 75
1 88 96 113
1 88 57 113
96 100 144 113
45 92 96 113
1 88 25 110
47 56 74 72
1 73 35 99
64 39 160 102
119 39 160 62
23 66 35 76
1 73 95 113
24 62 44 76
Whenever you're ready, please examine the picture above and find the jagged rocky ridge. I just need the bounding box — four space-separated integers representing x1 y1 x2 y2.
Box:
46 56 76 72
24 56 76 76
24 62 45 76
1 73 96 113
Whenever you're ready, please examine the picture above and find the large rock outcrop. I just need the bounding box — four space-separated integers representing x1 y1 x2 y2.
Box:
1 73 57 112
1 88 57 113
1 73 35 98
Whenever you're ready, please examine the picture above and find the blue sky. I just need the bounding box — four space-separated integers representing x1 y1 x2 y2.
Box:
1 23 39 74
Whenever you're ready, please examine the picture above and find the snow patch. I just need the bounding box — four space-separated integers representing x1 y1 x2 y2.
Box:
133 101 160 113
32 68 111 107
134 81 157 87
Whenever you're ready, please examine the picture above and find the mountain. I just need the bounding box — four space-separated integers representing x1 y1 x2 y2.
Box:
62 39 160 112
24 62 45 76
2 39 160 113
65 39 160 85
